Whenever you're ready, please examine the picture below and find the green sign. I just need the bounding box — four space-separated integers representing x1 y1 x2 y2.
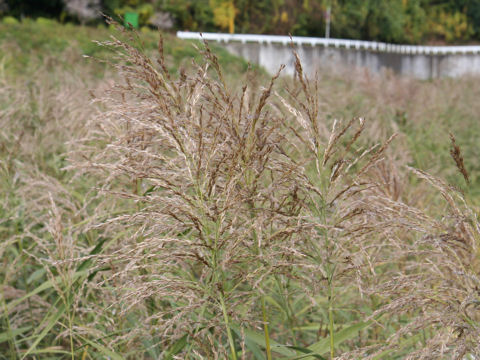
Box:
124 12 139 29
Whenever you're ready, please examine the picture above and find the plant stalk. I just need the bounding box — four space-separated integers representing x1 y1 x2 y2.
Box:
220 294 237 360
261 296 273 360
328 277 334 359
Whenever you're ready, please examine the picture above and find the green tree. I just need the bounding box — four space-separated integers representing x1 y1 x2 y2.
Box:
364 0 406 42
291 0 325 37
210 0 236 33
334 0 369 40
403 0 427 43
5 0 64 19
161 0 214 31
467 0 480 37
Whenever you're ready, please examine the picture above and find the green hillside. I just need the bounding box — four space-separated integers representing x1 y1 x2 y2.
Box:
0 17 251 77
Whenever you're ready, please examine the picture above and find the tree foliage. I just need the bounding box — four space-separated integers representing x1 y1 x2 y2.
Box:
2 0 480 43
210 0 236 33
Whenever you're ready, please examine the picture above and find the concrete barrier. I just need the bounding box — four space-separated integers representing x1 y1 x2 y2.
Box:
177 31 480 79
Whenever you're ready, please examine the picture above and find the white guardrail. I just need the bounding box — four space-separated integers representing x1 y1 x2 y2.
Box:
177 31 480 55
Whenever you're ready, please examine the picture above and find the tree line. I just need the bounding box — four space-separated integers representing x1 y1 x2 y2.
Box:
2 0 480 44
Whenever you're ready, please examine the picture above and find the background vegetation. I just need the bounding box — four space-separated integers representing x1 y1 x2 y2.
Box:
2 0 480 44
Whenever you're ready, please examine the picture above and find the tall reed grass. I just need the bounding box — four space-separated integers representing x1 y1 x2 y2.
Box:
1 23 480 359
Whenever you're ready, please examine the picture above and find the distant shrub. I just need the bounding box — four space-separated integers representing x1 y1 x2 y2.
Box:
2 15 18 24
36 17 57 26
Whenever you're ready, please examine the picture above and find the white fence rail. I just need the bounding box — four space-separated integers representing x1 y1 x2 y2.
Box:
177 31 480 55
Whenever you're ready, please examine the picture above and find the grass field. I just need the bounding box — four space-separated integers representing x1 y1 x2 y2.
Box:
1 19 480 359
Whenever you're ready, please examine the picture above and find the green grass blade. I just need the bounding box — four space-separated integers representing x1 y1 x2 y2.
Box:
6 236 111 314
0 326 31 343
264 295 287 317
163 334 188 360
26 268 46 284
21 303 65 359
310 321 370 353
230 324 297 357
27 347 71 355
77 335 125 360
285 346 326 360
77 237 108 272
5 271 88 313
281 321 371 360
231 325 264 360
372 332 423 360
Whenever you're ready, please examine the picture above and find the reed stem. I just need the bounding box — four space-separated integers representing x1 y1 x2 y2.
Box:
220 294 238 360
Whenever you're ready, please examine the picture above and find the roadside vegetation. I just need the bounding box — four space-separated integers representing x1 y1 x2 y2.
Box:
2 0 480 44
1 20 480 359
